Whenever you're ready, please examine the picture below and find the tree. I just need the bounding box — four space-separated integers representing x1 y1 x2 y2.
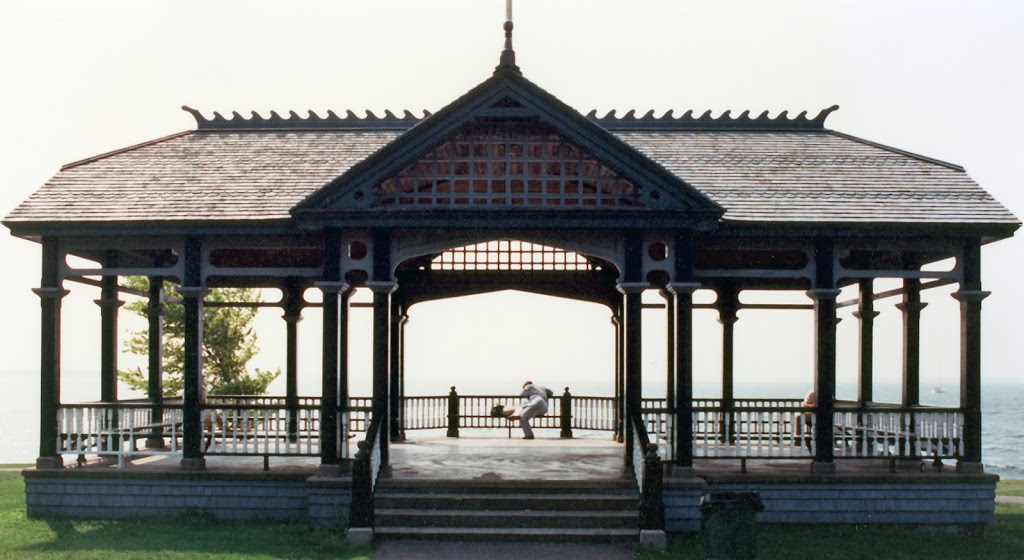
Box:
119 277 281 397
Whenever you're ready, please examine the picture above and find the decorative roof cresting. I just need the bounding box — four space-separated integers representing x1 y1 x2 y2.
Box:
181 106 431 131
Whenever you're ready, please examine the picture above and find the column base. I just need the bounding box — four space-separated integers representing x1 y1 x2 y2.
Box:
145 437 167 450
668 465 697 478
347 527 374 545
956 461 985 475
35 456 63 470
179 457 206 471
316 463 344 477
639 529 667 550
891 458 924 472
810 461 836 474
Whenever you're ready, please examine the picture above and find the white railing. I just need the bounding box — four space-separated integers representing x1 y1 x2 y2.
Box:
692 403 814 459
201 404 320 456
833 406 963 459
56 403 183 467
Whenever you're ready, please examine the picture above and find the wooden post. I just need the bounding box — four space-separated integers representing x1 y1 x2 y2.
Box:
853 279 878 405
368 229 394 469
179 237 207 471
349 440 374 527
898 277 926 409
317 228 345 472
33 237 67 469
716 283 739 444
640 443 665 530
621 229 645 470
144 277 165 449
283 278 303 442
446 386 460 438
670 229 698 471
560 387 573 438
98 250 122 405
954 239 988 473
809 238 839 474
389 299 403 442
612 311 624 443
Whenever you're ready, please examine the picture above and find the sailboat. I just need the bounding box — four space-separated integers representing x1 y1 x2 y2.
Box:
931 367 946 394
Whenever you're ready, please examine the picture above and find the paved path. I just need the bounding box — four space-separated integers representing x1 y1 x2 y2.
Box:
996 495 1024 504
374 540 637 560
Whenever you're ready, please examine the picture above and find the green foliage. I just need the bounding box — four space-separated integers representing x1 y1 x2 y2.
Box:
638 503 1024 560
118 277 281 397
0 472 374 559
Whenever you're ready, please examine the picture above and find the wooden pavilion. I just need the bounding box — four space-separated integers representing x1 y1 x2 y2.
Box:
4 23 1018 542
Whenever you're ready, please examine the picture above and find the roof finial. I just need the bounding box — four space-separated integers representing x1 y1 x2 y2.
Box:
496 0 520 74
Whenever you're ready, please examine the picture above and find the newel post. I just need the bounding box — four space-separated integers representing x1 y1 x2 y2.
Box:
446 386 460 438
640 443 665 530
560 387 573 439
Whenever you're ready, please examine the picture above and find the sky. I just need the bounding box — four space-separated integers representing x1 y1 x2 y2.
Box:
1 0 1022 424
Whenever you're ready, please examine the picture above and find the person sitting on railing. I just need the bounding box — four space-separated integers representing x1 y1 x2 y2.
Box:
799 389 816 451
490 380 553 440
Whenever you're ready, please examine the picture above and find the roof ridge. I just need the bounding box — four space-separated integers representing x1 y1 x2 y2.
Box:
826 130 966 172
60 130 193 171
182 106 431 131
588 106 839 131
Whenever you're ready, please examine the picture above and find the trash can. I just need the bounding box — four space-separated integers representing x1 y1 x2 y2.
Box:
700 492 765 560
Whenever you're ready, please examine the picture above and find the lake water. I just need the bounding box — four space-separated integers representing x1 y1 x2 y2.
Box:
1 369 1020 478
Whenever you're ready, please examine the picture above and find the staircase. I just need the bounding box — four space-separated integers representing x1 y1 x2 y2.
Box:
373 478 639 542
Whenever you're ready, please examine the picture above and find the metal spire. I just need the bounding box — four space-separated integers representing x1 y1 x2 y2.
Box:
496 0 520 73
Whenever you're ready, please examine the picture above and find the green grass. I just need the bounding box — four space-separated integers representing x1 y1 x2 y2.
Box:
640 503 1024 560
0 472 372 560
998 479 1024 497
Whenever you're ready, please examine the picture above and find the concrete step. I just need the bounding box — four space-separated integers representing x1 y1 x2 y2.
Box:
375 508 638 529
374 491 638 511
377 478 635 494
373 526 639 543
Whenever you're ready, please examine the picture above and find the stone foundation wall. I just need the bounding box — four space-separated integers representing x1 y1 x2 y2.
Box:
23 471 352 525
664 476 997 533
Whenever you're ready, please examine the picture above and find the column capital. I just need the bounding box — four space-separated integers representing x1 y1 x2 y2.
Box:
177 286 210 299
314 281 349 294
610 314 622 327
806 288 842 302
616 281 647 295
93 297 126 309
282 311 304 324
952 290 991 303
894 301 928 313
667 282 701 295
32 287 70 300
366 280 398 294
717 312 739 326
851 310 880 320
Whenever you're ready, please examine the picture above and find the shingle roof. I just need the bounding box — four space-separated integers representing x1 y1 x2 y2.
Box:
4 117 1019 229
5 130 399 223
613 130 1019 224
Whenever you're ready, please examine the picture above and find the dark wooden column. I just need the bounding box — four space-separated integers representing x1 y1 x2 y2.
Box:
852 279 878 405
33 237 67 469
144 277 166 449
621 230 644 469
671 229 698 471
179 237 207 471
664 290 676 421
897 277 926 408
716 283 739 444
809 239 839 473
389 298 404 442
97 251 123 405
954 239 988 473
612 311 623 443
282 278 303 442
316 228 346 474
369 228 394 469
398 312 409 441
